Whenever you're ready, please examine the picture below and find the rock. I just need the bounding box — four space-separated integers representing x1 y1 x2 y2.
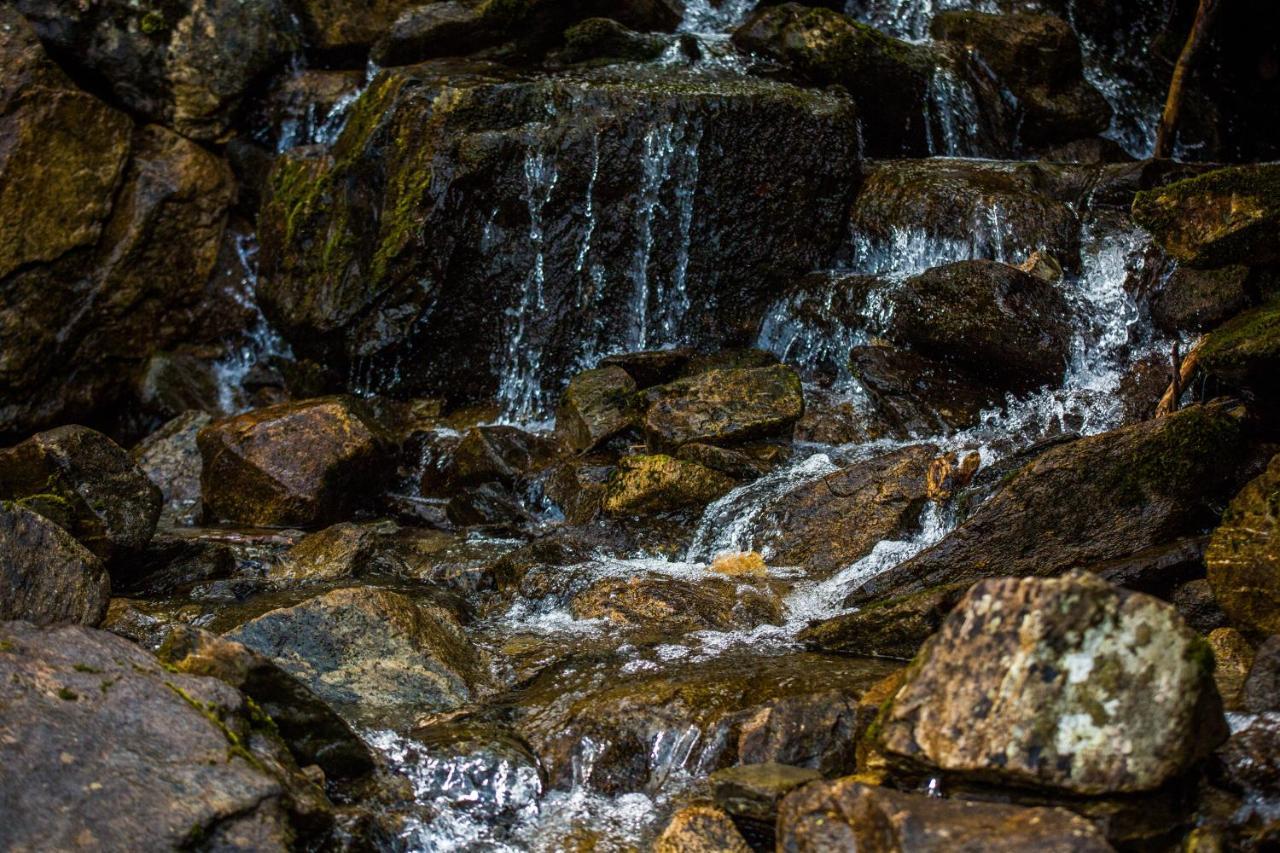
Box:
291 0 418 58
776 780 1115 852
255 68 368 152
259 64 857 408
1207 453 1280 635
1207 628 1255 712
0 12 235 437
1150 265 1254 334
267 521 400 586
1171 578 1229 635
118 529 237 597
226 587 488 727
0 502 109 626
751 444 935 578
930 11 1111 147
502 651 899 792
925 451 982 502
873 572 1226 795
1214 712 1280 797
544 456 613 524
655 803 751 853
1132 164 1280 268
132 411 211 527
569 574 784 634
1197 298 1280 400
158 625 376 781
555 366 638 452
711 763 822 824
1244 635 1280 713
435 424 562 491
555 18 672 65
602 454 736 516
677 442 776 481
850 405 1246 603
0 621 329 850
198 397 387 527
15 0 299 140
0 425 161 561
447 482 534 529
643 365 805 449
731 4 937 155
887 260 1073 393
599 348 692 388
851 345 1000 435
800 582 969 660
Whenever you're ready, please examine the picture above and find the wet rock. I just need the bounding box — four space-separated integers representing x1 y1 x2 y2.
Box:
711 762 822 825
267 521 401 586
1151 265 1254 334
569 574 784 634
1171 578 1230 636
132 411 211 527
851 345 999 435
1116 352 1171 423
439 425 563 491
256 68 368 152
931 11 1110 147
0 425 161 561
850 405 1246 603
0 502 109 626
198 397 387 527
1197 297 1280 400
291 0 417 58
732 4 937 155
132 350 223 425
1207 628 1255 712
1207 453 1280 635
888 260 1073 393
159 625 375 781
873 572 1226 795
117 530 237 597
505 651 899 792
446 482 534 529
1214 712 1280 797
655 803 751 853
0 621 329 850
776 780 1115 852
753 444 935 578
1244 635 1280 713
1132 164 1280 268
14 0 298 140
643 365 805 449
226 586 488 727
602 454 736 516
555 18 673 65
676 442 776 481
259 64 858 408
555 366 639 452
544 456 613 524
800 582 969 659
599 348 692 388
793 386 889 445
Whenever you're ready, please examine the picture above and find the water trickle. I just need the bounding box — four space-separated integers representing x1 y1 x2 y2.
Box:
924 64 984 157
210 231 291 413
678 0 758 34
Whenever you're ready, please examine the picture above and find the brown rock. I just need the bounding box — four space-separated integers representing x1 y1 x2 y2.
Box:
132 411 211 527
644 365 804 449
555 366 638 452
1151 265 1254 334
602 454 735 516
1207 453 1280 634
851 345 999 435
655 803 750 853
1208 628 1256 712
1244 635 1280 713
0 502 109 626
710 762 822 824
800 582 969 660
569 574 784 634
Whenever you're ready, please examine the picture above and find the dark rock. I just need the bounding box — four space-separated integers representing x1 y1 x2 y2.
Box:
0 621 330 850
0 425 161 561
0 502 109 626
1197 297 1280 401
226 586 488 727
555 18 672 65
676 442 775 481
544 456 613 524
850 405 1247 603
14 0 299 140
793 385 890 445
710 762 822 824
198 397 387 527
438 425 562 491
601 454 736 516
1085 535 1207 597
267 521 401 586
555 366 638 452
1244 635 1280 713
1132 164 1280 268
447 482 534 529
1116 352 1171 423
851 345 999 435
256 68 368 152
599 348 693 388
1151 265 1254 334
132 351 223 424
1214 712 1280 797
873 572 1226 795
656 803 751 853
888 260 1073 393
682 348 781 376
1171 578 1229 636
1207 453 1280 635
118 529 237 597
291 0 418 58
132 412 211 527
802 582 969 659
258 64 858 408
777 780 1115 852
643 365 805 449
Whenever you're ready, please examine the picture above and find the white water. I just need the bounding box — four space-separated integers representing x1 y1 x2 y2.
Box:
210 232 292 413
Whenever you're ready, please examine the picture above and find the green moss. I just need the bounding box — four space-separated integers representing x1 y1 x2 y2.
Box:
72 664 102 674
165 682 265 771
1103 405 1240 507
1199 298 1280 378
139 10 166 34
0 640 14 653
57 687 78 701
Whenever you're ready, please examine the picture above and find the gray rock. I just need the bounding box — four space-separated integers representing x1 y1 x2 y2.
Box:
1 502 109 626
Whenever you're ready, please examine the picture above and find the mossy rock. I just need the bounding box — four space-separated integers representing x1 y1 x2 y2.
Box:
602 454 735 516
1197 297 1280 398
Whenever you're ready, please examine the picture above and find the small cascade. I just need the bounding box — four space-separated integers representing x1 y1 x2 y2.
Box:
923 64 984 157
844 0 1000 42
678 0 758 35
210 231 292 413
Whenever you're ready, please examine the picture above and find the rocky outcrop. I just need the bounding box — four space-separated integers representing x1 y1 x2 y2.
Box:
555 366 638 452
777 780 1115 852
0 425 161 562
0 503 109 626
198 397 387 527
0 622 330 851
643 365 805 449
849 405 1246 603
602 454 736 516
132 412 211 527
1207 453 1280 635
872 572 1225 795
258 63 858 408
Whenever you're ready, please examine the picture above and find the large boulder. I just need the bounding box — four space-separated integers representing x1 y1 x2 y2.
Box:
777 780 1115 852
1196 297 1280 401
887 260 1073 393
849 405 1247 603
1149 265 1255 334
1207 453 1280 635
850 345 998 435
1132 164 1280 268
258 63 858 411
0 12 235 437
872 572 1225 795
226 586 488 727
0 425 161 561
0 502 109 626
602 454 736 516
0 622 330 850
643 365 805 449
198 397 387 527
14 0 298 140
